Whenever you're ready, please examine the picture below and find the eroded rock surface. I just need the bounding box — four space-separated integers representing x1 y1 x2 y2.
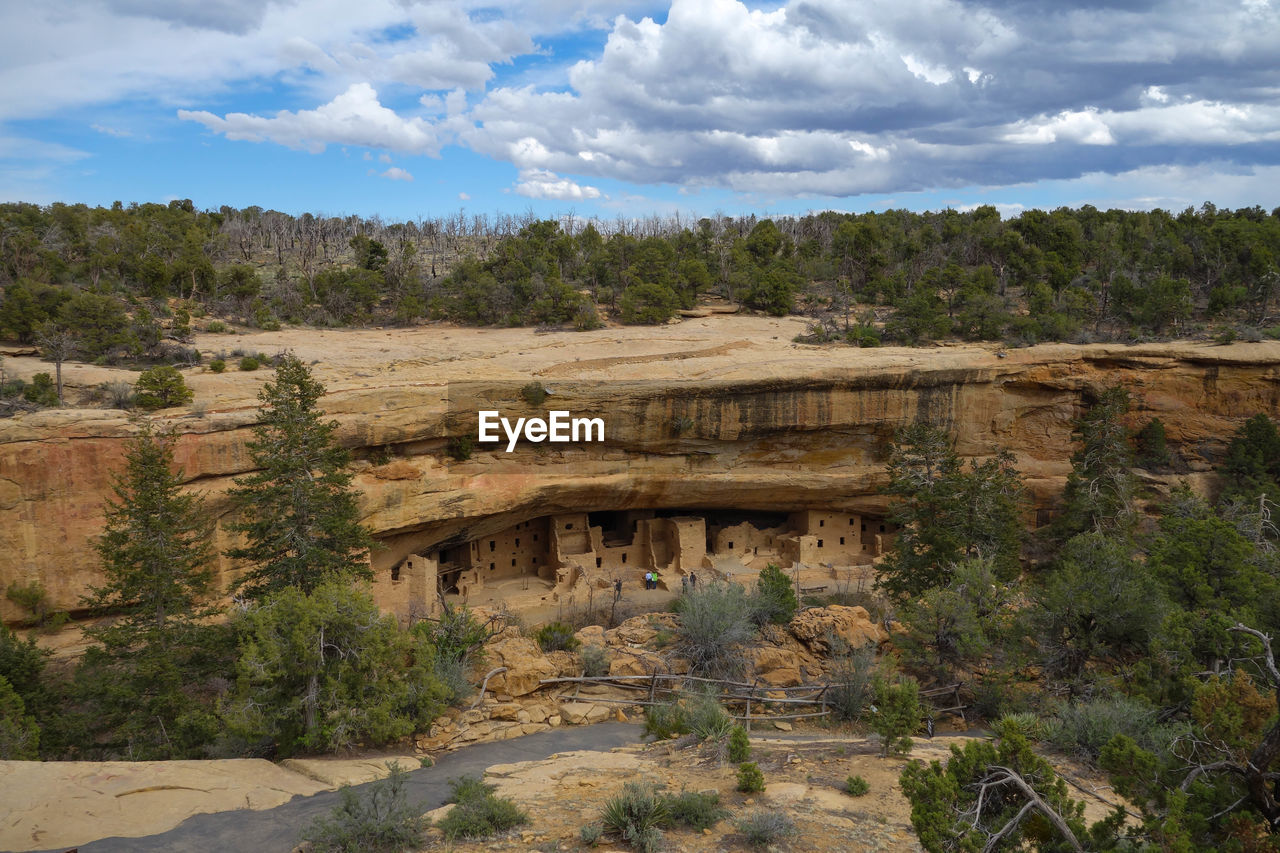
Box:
2 316 1278 619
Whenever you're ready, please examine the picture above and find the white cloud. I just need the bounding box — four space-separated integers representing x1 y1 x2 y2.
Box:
458 191 470 200
90 123 133 138
379 166 413 181
514 168 601 200
179 83 442 154
1003 109 1115 145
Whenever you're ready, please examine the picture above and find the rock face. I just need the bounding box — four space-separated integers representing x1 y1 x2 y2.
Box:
788 605 888 653
2 317 1279 621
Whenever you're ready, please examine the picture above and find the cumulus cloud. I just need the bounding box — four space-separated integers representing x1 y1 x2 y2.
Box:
514 168 601 200
179 83 441 154
4 0 1280 203
379 166 413 181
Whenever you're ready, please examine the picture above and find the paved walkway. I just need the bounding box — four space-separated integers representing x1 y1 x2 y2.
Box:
48 723 645 853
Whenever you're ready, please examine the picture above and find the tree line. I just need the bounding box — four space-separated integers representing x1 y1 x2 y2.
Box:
2 200 1279 364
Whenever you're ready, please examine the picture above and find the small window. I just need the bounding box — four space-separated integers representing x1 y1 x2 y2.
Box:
839 537 845 546
596 557 602 568
819 519 824 527
512 558 516 567
621 553 627 564
533 557 538 565
489 562 495 570
489 540 496 552
861 523 866 532
849 518 856 525
391 564 401 581
566 523 574 530
533 534 538 542
879 524 886 532
728 541 734 549
515 538 520 547
817 539 824 548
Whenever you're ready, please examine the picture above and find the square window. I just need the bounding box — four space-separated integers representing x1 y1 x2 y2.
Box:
728 541 734 549
489 563 495 570
817 539 824 548
622 553 628 563
840 537 845 545
391 565 400 581
566 523 574 530
819 519 824 527
512 558 516 567
489 541 496 552
596 558 602 568
515 538 520 547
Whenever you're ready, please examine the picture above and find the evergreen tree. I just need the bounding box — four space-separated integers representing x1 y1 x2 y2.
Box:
78 424 221 758
876 423 1024 600
227 354 373 599
1058 387 1137 536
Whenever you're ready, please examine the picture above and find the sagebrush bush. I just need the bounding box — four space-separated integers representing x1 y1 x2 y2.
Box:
239 355 260 371
735 810 797 847
519 381 548 405
534 621 580 653
209 358 226 373
736 761 765 793
579 823 603 846
824 638 876 722
579 644 610 677
301 765 429 853
728 724 751 763
437 774 528 840
672 582 757 678
845 775 870 796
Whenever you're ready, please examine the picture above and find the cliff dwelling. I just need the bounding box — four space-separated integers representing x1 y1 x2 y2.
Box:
372 508 897 620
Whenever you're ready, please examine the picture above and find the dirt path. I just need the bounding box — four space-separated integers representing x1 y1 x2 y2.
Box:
48 723 645 853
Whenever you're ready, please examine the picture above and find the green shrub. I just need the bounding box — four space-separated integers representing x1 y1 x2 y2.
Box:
993 712 1043 741
301 765 429 853
736 761 765 793
239 355 260 371
447 435 472 461
519 381 547 406
844 775 870 797
659 789 725 830
206 320 227 333
752 563 798 625
600 781 667 853
533 621 579 653
134 365 193 410
22 373 58 406
1042 695 1179 764
209 358 226 373
685 691 733 740
437 774 529 840
735 810 796 847
580 644 610 677
643 699 689 739
870 675 922 757
727 724 751 763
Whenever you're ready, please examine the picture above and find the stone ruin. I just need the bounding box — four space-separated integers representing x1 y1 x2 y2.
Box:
372 508 896 621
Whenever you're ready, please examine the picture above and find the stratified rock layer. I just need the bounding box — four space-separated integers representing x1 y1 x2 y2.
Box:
2 315 1278 618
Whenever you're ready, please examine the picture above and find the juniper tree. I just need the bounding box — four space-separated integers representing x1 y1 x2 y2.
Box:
876 423 1024 600
78 424 221 757
227 354 373 599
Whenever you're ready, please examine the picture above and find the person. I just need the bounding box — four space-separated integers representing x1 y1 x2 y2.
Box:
614 577 623 602
645 571 654 590
681 575 689 594
689 571 697 589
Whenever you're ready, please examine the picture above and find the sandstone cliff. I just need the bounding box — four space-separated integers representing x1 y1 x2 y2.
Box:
3 315 1279 620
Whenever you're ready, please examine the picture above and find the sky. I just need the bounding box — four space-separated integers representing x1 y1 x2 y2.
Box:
1 0 1278 222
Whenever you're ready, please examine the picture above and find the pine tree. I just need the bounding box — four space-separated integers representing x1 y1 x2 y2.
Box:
227 354 372 599
79 424 221 757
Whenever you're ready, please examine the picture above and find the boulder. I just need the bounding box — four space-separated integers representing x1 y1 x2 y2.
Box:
558 701 612 725
574 625 606 647
605 613 678 647
484 637 557 697
608 649 668 677
788 605 886 653
751 646 804 687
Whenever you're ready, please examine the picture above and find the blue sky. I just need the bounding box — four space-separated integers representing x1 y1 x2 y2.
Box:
2 0 1278 222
